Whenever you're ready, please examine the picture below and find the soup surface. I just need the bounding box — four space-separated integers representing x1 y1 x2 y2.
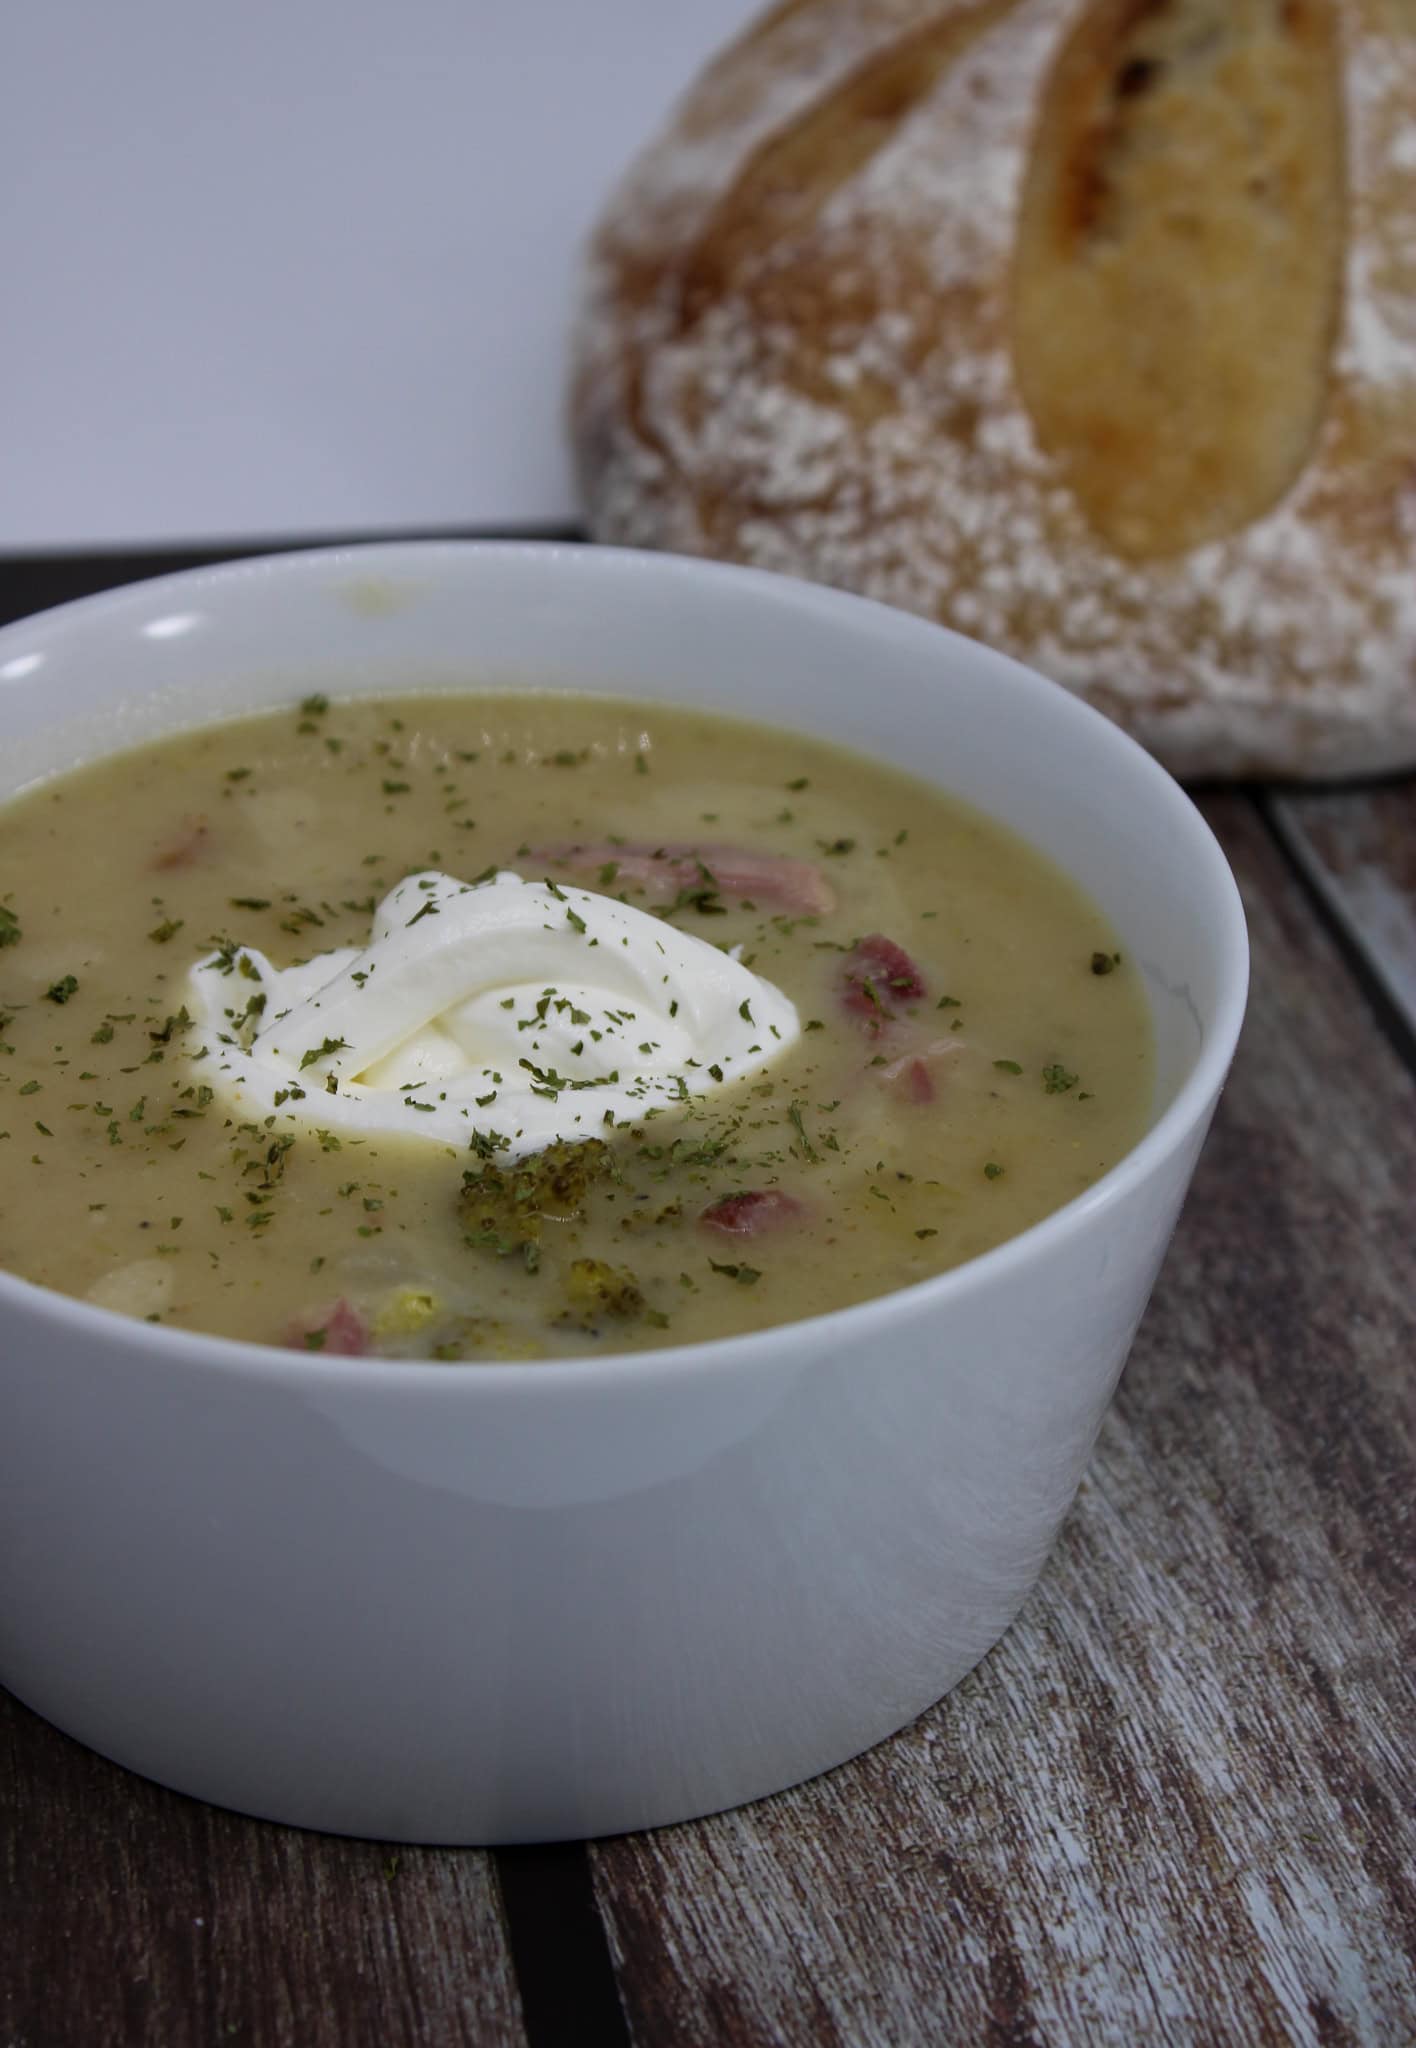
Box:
0 692 1151 1358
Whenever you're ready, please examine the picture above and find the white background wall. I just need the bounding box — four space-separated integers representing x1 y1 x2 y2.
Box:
3 1 758 548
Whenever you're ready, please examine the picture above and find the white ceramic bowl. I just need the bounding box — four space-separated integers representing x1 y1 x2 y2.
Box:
0 543 1247 1843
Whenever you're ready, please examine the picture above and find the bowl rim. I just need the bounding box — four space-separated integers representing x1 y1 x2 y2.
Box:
0 538 1250 1397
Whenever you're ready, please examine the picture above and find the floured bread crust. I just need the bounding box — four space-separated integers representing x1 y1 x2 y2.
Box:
571 0 1416 780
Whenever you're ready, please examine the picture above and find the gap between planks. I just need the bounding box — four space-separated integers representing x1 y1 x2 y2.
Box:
495 1844 632 2048
1263 783 1416 1074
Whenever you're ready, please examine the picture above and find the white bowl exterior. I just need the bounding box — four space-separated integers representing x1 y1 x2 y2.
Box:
0 545 1246 1840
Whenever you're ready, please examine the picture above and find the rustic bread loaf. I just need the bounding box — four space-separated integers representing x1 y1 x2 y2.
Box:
571 0 1416 780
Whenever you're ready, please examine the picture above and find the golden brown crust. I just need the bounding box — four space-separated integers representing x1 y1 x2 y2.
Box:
571 0 1416 780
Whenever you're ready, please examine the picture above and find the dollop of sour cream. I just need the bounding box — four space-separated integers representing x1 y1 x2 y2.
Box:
188 870 800 1154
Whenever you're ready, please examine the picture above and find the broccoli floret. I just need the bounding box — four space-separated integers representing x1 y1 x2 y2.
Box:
460 1137 616 1262
561 1258 645 1322
372 1286 440 1338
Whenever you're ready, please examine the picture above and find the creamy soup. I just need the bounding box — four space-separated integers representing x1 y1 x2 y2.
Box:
0 693 1152 1358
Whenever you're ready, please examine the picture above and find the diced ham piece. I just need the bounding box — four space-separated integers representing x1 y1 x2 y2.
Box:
877 1040 959 1105
536 841 836 917
883 1055 936 1106
288 1298 370 1356
151 815 212 870
698 1189 807 1237
839 934 928 1029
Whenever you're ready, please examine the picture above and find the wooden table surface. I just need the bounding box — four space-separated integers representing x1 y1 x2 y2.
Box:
2 546 1412 2048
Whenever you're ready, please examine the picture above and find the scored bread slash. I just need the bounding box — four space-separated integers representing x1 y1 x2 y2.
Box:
1014 0 1344 560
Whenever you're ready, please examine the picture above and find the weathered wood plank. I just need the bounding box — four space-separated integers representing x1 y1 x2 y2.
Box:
0 1689 527 2048
589 794 1416 2048
1265 784 1416 1045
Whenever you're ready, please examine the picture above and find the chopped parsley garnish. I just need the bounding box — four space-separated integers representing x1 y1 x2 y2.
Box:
44 975 79 1005
1042 1064 1079 1094
148 918 184 944
993 1059 1022 1074
468 1127 512 1160
787 1100 819 1164
149 1008 192 1045
667 878 725 917
0 906 21 949
708 1259 762 1286
299 1036 350 1071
